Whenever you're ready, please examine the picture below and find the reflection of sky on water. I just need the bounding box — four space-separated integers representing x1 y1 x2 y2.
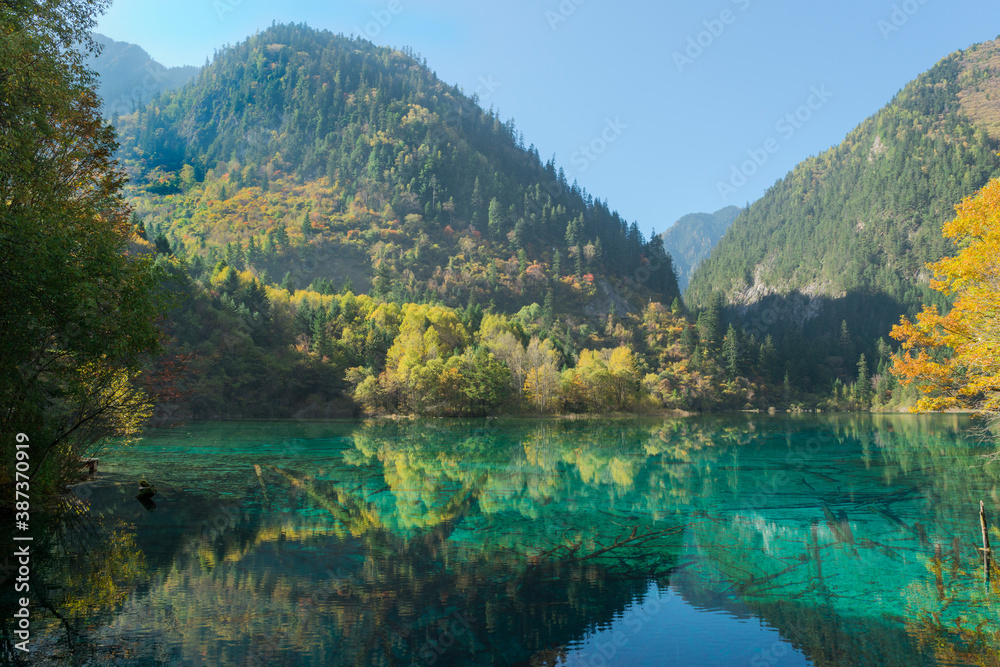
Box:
558 581 811 667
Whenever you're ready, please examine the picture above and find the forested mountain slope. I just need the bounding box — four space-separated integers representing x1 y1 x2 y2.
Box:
687 39 1000 353
104 23 696 418
114 23 679 316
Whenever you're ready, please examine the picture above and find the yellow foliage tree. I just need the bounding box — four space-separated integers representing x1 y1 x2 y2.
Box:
567 346 643 411
478 312 529 397
891 178 1000 416
380 304 470 412
524 365 561 413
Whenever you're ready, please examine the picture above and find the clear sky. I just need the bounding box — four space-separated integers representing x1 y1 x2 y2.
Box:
96 0 1000 239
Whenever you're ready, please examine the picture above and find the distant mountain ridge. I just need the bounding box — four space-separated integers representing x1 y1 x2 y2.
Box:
86 33 200 117
659 206 740 291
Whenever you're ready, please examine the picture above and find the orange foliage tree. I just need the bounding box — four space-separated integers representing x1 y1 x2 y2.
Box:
891 178 1000 417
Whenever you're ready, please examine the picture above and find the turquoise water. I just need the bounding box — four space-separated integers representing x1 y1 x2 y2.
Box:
7 414 1000 666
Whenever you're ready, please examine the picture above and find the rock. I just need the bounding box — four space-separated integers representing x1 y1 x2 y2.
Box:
137 479 157 501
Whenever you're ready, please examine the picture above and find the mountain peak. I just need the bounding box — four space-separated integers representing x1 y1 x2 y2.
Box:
660 206 740 291
110 22 680 319
86 32 200 116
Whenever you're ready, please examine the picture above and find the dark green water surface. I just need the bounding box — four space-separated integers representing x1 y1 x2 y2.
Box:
8 414 1000 666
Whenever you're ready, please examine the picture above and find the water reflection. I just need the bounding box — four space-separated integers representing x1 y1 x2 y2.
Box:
0 496 148 665
4 414 1000 665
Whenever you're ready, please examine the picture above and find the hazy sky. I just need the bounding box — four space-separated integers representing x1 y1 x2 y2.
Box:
96 1 1000 239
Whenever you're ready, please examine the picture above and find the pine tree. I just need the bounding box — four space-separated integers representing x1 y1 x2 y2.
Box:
488 197 505 240
839 320 855 368
246 236 262 268
855 354 871 406
721 324 741 378
281 271 296 293
543 289 554 327
154 232 172 255
311 308 330 358
697 295 722 354
680 324 696 356
470 176 483 215
758 334 777 383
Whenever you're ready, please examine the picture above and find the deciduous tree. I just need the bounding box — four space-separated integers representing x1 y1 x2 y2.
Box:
1 0 163 495
891 178 1000 419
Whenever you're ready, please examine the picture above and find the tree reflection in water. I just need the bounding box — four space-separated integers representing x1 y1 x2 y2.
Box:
5 414 1000 666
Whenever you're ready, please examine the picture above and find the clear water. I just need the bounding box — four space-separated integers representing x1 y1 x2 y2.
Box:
7 414 1000 666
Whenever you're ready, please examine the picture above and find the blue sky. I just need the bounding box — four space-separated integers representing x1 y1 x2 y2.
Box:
96 0 1000 239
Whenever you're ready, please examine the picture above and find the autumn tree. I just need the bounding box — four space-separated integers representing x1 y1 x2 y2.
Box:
891 177 1000 420
460 347 511 415
0 0 164 495
566 347 644 412
377 304 470 413
523 337 562 413
478 313 528 398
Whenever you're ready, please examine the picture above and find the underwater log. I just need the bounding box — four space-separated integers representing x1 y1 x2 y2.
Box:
980 500 991 587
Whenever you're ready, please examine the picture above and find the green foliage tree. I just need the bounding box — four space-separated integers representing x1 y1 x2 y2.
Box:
697 295 722 354
856 353 872 407
0 0 163 495
721 324 741 379
755 335 775 382
462 347 511 415
487 197 505 240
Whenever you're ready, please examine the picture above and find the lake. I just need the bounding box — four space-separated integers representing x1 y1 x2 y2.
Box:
7 414 1000 666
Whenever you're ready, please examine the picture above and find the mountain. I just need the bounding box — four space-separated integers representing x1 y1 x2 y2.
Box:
86 33 200 117
113 23 679 314
659 206 740 291
107 24 694 418
685 39 1000 392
